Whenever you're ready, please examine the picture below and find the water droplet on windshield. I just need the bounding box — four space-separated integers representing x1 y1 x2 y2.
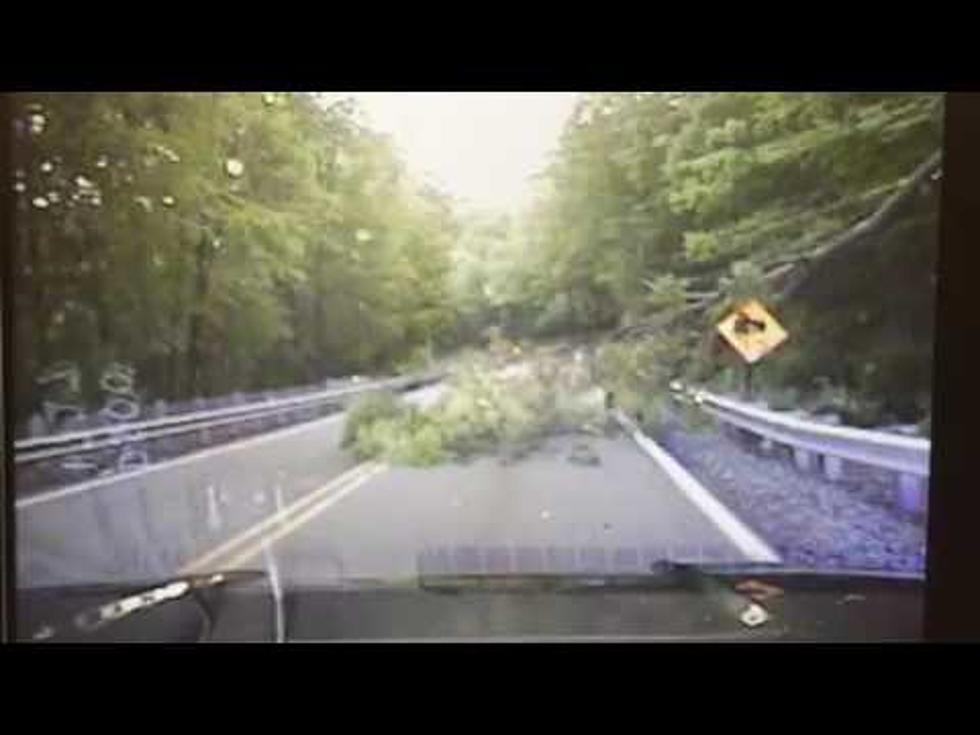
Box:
262 92 277 106
75 175 94 189
32 196 49 209
40 161 53 173
225 158 244 177
48 191 60 203
13 181 25 193
355 229 372 243
96 155 109 169
134 196 153 212
161 195 175 207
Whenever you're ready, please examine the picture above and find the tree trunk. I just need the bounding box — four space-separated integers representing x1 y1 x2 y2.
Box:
185 229 213 397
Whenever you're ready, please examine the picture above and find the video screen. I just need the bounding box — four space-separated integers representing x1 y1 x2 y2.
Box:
11 93 940 641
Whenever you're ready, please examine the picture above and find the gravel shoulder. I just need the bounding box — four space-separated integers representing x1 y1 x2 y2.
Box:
656 415 927 574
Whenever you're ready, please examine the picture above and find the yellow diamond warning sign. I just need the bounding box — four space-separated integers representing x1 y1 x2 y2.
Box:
716 299 788 364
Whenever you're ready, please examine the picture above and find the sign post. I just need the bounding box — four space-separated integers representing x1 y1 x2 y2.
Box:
716 299 789 401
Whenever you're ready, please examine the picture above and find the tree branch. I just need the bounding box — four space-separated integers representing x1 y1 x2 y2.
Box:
776 149 942 300
611 150 942 341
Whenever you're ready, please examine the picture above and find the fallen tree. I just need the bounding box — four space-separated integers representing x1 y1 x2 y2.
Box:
612 150 943 340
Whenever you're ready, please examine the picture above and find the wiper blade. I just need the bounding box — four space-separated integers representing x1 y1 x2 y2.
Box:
39 570 267 639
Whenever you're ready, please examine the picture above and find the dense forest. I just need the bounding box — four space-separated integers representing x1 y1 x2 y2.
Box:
12 93 458 425
10 92 943 433
451 92 942 426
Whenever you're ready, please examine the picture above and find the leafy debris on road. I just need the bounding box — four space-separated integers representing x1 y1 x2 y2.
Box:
567 441 601 466
343 350 608 466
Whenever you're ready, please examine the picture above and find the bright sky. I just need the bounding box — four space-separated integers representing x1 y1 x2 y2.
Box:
348 93 580 213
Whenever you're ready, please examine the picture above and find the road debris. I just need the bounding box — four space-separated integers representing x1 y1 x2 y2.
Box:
567 441 600 466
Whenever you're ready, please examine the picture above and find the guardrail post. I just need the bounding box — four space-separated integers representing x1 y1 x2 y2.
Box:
897 473 928 515
823 454 845 482
194 398 210 443
793 447 815 472
229 393 245 436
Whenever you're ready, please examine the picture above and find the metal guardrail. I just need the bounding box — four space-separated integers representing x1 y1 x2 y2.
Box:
14 372 442 465
681 387 930 479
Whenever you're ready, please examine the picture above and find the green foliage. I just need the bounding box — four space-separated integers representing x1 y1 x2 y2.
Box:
682 231 721 262
342 390 408 448
673 399 714 434
12 92 943 433
499 92 941 425
764 387 801 411
352 411 450 465
11 93 458 421
643 274 689 315
596 338 685 435
708 260 772 322
349 354 606 466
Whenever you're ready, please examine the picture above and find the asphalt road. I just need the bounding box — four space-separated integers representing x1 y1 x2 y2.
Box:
16 382 748 591
260 434 748 589
16 384 443 588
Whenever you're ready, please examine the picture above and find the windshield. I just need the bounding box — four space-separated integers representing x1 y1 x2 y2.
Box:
10 92 938 642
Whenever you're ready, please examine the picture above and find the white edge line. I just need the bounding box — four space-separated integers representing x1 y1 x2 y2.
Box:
614 410 780 564
15 411 347 511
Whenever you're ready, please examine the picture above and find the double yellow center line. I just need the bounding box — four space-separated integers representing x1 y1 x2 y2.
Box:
178 461 388 576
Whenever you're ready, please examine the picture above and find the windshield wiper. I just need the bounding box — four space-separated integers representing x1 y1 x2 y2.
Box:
34 570 267 642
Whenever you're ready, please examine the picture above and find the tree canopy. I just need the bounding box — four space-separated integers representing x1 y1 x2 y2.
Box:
10 92 943 431
12 93 456 424
450 92 942 422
